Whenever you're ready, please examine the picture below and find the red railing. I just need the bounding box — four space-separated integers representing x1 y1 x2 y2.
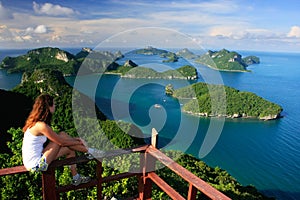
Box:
0 144 230 200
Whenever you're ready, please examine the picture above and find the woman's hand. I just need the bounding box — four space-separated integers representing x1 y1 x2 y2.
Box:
76 138 88 148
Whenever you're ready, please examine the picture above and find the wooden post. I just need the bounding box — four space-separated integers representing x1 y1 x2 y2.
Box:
138 128 159 199
187 184 197 200
42 168 57 200
96 160 103 200
138 149 153 200
151 128 158 148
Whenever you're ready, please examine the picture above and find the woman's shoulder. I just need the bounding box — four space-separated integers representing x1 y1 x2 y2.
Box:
32 121 52 132
35 121 48 127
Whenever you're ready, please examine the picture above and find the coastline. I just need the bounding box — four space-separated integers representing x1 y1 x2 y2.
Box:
182 109 281 121
196 62 250 72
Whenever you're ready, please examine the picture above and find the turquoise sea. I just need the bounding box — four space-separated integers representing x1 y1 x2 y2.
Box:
1 48 299 200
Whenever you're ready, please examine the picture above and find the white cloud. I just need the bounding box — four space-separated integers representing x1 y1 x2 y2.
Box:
34 25 47 34
25 27 34 34
33 1 76 16
0 1 13 19
287 26 300 38
208 25 281 41
25 25 48 34
13 35 32 42
22 35 33 41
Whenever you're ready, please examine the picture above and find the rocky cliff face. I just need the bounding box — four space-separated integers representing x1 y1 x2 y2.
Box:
124 60 138 68
55 51 69 62
259 114 280 120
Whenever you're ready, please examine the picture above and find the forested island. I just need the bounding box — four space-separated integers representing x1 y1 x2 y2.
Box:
110 63 198 80
0 68 274 199
135 46 260 72
194 49 260 72
1 46 259 74
169 82 282 120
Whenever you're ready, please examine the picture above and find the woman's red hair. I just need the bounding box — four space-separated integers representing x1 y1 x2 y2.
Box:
22 94 54 132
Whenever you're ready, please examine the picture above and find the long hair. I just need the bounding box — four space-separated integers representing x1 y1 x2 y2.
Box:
22 94 54 132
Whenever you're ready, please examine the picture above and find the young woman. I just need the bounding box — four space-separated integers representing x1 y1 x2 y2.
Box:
22 93 103 186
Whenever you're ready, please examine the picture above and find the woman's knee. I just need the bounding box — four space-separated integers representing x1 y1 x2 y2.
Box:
63 149 76 159
58 131 72 139
58 131 68 136
42 142 61 163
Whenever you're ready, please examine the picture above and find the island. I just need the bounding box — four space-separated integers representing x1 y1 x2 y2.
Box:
134 46 260 72
133 46 179 63
0 47 123 75
176 48 260 72
170 82 282 120
196 49 260 71
1 47 259 75
109 61 198 80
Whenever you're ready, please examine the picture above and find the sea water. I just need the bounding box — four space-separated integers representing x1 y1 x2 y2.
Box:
1 49 299 200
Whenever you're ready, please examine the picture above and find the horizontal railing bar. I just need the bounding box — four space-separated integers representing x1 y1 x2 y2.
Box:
49 145 149 169
0 145 149 177
48 154 90 169
102 172 139 183
147 146 231 200
56 179 98 193
56 172 139 193
0 165 27 176
148 172 185 200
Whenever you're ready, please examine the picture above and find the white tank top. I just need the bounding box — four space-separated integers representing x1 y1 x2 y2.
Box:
22 128 47 170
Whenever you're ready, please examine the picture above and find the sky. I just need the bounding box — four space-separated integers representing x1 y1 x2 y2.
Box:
0 0 300 52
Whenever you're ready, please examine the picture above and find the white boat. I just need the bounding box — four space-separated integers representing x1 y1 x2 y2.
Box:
154 104 161 108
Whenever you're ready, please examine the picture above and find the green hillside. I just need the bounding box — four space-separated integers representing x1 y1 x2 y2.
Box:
118 65 198 80
0 47 124 75
195 49 260 71
0 47 79 75
173 82 282 120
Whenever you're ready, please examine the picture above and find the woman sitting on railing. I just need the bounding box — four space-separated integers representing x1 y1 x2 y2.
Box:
22 93 104 186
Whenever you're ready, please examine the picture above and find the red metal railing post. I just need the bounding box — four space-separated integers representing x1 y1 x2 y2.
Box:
139 147 156 200
96 160 103 200
187 184 197 200
42 168 57 200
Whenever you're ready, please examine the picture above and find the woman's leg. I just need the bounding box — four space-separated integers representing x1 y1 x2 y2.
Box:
42 131 89 176
58 131 88 153
42 140 78 176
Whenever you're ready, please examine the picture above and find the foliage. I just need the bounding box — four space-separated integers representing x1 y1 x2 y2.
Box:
0 47 125 76
195 49 259 71
0 47 79 75
108 65 136 75
0 128 43 199
174 82 282 119
119 65 198 80
133 46 169 55
154 151 275 200
0 67 147 199
161 52 179 62
165 84 174 95
243 56 260 65
1 127 274 200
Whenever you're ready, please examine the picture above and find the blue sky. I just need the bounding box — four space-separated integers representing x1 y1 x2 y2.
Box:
1 0 300 52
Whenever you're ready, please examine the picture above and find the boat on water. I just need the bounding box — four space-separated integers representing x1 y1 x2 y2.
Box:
154 104 161 108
